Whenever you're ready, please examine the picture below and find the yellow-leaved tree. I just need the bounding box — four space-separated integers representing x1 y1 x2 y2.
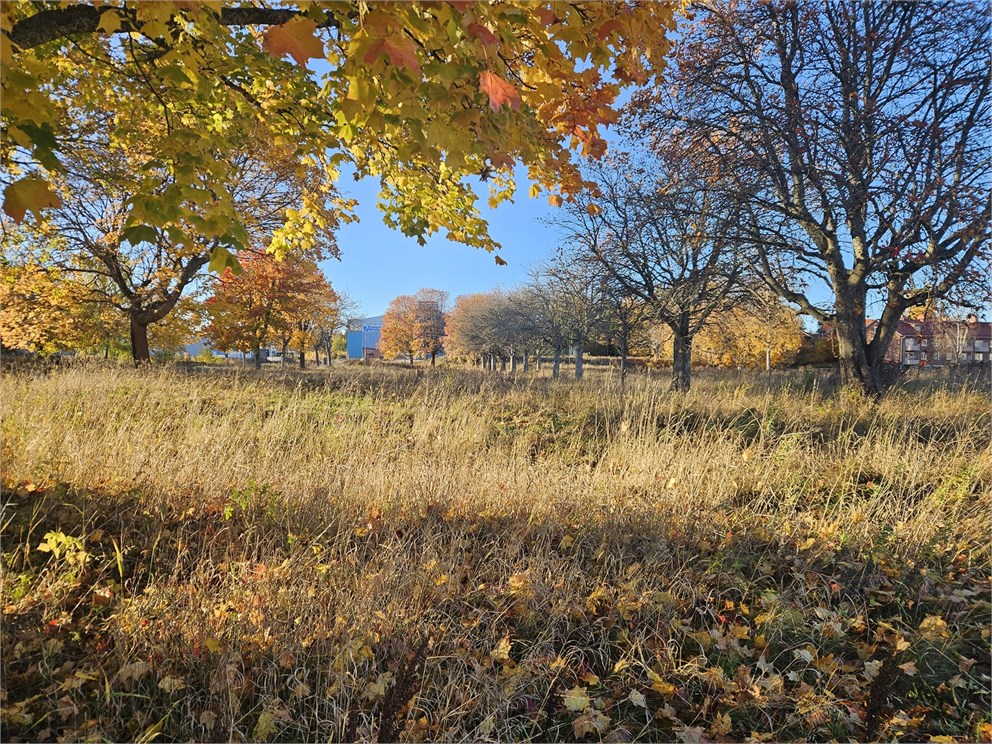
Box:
2 2 679 261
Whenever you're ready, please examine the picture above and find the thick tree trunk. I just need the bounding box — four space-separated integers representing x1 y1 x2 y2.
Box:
574 343 584 380
671 317 692 392
409 351 414 367
129 315 151 365
299 348 306 369
552 347 561 378
254 346 262 370
523 349 529 372
510 351 517 373
835 305 893 397
281 339 288 364
326 340 333 367
500 356 507 373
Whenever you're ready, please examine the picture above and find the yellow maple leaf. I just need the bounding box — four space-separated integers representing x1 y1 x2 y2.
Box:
563 685 591 712
490 636 511 663
3 177 62 223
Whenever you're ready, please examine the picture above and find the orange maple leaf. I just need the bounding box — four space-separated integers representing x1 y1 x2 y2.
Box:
262 17 325 66
364 34 420 71
479 71 520 112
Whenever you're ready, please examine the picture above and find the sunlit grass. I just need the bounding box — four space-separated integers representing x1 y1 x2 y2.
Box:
2 363 989 742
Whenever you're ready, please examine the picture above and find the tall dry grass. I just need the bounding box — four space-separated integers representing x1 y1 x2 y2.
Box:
2 363 989 742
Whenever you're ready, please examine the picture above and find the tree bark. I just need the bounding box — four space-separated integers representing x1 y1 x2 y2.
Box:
510 352 517 373
281 339 288 364
299 348 306 369
523 349 529 372
129 314 151 365
574 343 584 380
620 339 628 387
431 351 437 367
834 299 895 398
254 345 262 370
500 356 507 373
671 316 692 392
552 347 561 378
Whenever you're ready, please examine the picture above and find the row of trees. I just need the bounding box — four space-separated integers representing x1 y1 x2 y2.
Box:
382 256 803 383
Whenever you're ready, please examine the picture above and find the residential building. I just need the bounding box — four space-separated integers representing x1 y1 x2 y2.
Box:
867 314 991 366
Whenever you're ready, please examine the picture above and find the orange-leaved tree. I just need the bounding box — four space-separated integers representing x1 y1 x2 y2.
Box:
205 253 338 369
380 295 420 366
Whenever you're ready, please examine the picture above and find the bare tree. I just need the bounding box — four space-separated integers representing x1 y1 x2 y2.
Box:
634 1 990 396
530 253 610 380
551 146 744 391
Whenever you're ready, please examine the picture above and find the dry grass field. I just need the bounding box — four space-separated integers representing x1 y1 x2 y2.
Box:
1 363 990 742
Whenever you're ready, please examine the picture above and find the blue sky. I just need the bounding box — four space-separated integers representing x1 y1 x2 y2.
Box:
322 167 561 318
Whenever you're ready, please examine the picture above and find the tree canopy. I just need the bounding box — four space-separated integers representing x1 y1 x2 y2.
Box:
2 1 678 261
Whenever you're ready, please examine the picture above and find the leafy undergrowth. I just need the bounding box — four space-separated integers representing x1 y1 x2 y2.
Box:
1 365 990 742
2 480 989 743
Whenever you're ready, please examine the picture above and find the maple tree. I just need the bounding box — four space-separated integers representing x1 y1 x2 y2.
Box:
633 1 990 396
380 294 420 366
2 1 678 262
0 262 99 354
9 114 341 364
204 253 338 369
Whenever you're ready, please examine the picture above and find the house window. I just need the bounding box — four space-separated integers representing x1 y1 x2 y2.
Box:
976 352 986 362
976 340 989 352
921 339 928 347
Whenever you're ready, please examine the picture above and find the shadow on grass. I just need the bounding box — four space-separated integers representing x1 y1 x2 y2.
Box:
2 479 989 743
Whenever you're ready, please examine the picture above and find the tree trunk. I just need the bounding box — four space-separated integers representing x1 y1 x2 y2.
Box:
835 305 892 397
620 340 628 387
281 339 288 364
409 351 414 367
431 351 436 367
254 345 262 370
326 339 333 367
523 349 529 372
299 348 306 369
510 351 517 373
536 353 542 371
574 343 584 380
671 317 692 392
500 356 506 373
552 347 561 378
104 335 111 360
129 314 151 365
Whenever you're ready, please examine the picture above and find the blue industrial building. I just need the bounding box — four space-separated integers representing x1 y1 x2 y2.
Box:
346 315 384 359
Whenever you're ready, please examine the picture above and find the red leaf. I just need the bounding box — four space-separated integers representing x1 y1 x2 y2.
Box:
597 19 624 41
479 71 520 112
467 22 499 46
364 34 420 71
536 8 559 27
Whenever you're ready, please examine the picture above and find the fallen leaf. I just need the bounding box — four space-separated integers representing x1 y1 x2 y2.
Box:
563 685 591 712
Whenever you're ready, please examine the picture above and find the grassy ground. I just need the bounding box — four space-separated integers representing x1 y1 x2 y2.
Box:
2 363 989 743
